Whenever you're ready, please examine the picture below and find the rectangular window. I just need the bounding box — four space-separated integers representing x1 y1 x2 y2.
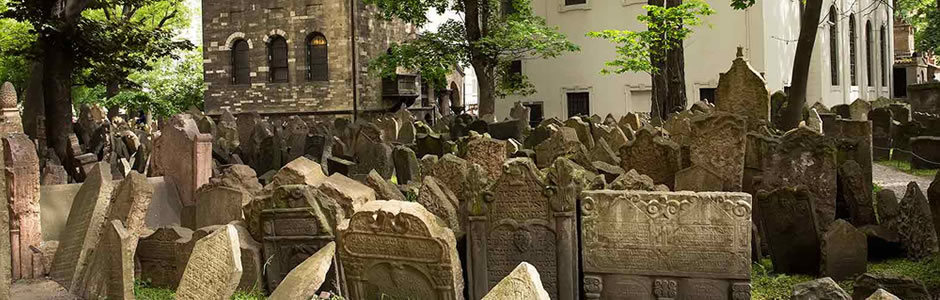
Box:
566 92 589 118
565 0 586 5
699 88 716 104
508 60 523 86
523 102 544 127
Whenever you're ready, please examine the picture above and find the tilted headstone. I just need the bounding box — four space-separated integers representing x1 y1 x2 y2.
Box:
151 114 211 206
897 182 939 260
2 133 41 280
464 135 507 182
417 176 461 237
820 219 867 281
235 112 261 153
267 242 337 300
429 154 470 201
687 112 747 191
481 262 551 300
619 127 681 190
580 190 752 299
850 98 873 121
534 126 585 169
285 116 310 163
194 185 249 228
563 117 594 150
866 289 901 300
259 184 337 293
136 226 193 289
468 158 577 300
715 47 770 130
354 140 394 179
176 225 243 300
337 200 463 300
76 220 136 299
791 277 851 300
761 126 838 228
592 124 628 152
272 156 327 188
318 173 376 218
50 162 113 291
757 186 820 275
364 170 405 201
852 273 931 300
838 160 877 226
392 145 419 185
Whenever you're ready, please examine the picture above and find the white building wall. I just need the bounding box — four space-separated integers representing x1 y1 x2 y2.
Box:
498 0 893 119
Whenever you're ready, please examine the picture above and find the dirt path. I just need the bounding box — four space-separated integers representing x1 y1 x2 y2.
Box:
872 163 934 198
11 279 77 299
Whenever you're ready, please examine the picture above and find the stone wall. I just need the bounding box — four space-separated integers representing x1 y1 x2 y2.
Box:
202 0 415 115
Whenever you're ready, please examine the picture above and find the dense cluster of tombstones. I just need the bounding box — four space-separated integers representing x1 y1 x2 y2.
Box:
1 52 939 300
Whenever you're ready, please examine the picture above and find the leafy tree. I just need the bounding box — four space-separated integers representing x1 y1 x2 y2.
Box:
0 3 33 96
588 0 713 124
365 0 579 116
1 0 192 174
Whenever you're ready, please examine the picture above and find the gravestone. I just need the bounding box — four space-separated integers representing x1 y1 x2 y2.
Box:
897 182 939 260
835 119 874 192
41 164 67 185
319 173 376 218
589 138 619 166
397 109 417 144
674 164 725 192
429 154 470 201
888 103 912 124
260 184 337 293
564 117 595 150
267 242 336 300
757 186 820 275
418 176 461 236
850 99 872 121
791 277 851 300
610 169 666 191
136 226 193 288
176 225 243 300
464 135 507 182
363 170 405 201
688 112 747 191
866 289 901 300
214 164 263 195
481 262 551 300
510 102 531 125
194 185 249 228
910 136 940 169
620 113 642 132
761 126 838 227
3 133 41 279
619 127 681 190
0 130 10 299
593 124 629 152
869 107 893 160
715 47 771 130
272 157 327 187
151 114 211 206
580 190 752 299
392 145 419 185
77 220 136 300
534 125 585 169
285 116 309 162
468 158 577 300
355 140 394 179
0 82 22 135
337 200 463 300
50 162 113 291
235 112 261 152
488 119 526 141
215 109 240 157
931 173 940 239
820 219 867 281
838 160 876 226
852 273 931 300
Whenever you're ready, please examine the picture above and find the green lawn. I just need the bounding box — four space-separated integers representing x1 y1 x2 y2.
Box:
134 280 266 300
875 159 939 178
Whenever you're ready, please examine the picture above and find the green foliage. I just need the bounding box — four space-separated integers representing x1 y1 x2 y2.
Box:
134 279 175 300
365 0 578 97
869 254 940 291
895 0 940 53
751 259 814 300
917 9 940 54
0 1 32 96
587 0 713 75
231 290 266 300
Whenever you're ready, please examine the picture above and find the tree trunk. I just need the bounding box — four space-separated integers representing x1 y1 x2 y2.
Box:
41 34 78 178
475 63 497 116
106 80 120 119
22 61 44 141
783 0 823 130
665 0 687 117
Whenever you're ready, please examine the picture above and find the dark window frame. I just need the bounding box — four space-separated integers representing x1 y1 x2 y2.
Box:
866 20 874 87
849 14 858 86
268 35 289 83
565 0 586 6
566 91 590 118
232 39 251 85
880 24 888 87
829 7 839 86
307 33 329 81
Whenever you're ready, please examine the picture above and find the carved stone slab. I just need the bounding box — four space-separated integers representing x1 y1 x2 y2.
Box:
337 200 462 300
757 187 820 275
688 112 747 191
260 185 335 292
176 225 243 300
481 262 551 300
50 162 113 291
267 242 336 300
580 190 752 300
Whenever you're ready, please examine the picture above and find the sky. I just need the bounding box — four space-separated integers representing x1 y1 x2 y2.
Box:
181 0 478 107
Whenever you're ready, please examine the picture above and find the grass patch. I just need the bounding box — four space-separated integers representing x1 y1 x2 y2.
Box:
134 280 269 300
869 254 940 292
752 259 814 300
875 159 938 178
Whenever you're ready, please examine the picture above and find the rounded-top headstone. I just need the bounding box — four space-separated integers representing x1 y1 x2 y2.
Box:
0 82 16 109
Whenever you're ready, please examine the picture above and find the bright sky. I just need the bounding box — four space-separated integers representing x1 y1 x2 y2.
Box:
181 1 477 107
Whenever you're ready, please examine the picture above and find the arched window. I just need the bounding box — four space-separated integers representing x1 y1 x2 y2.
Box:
849 14 858 86
268 36 289 83
232 39 251 85
829 7 839 86
307 33 328 81
880 25 888 87
866 20 874 87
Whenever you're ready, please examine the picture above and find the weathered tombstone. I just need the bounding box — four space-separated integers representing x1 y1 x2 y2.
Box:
136 226 193 289
2 133 41 280
337 200 463 300
610 169 666 191
176 225 243 300
674 164 725 192
0 82 23 135
806 108 823 133
319 173 376 217
897 182 939 260
151 114 211 206
852 273 931 300
619 113 642 132
564 117 594 150
392 145 419 185
488 119 526 141
272 156 327 187
235 112 261 153
791 277 851 300
757 186 820 275
258 185 337 292
510 102 531 125
715 47 770 130
820 219 867 281
580 190 752 299
0 129 10 299
869 107 893 160
910 136 940 169
592 124 628 152
364 170 405 201
326 156 355 176
832 104 851 119
77 220 136 299
50 162 113 291
354 140 394 179
468 158 577 300
866 289 901 300
397 109 417 144
534 126 585 169
194 185 249 228
850 98 873 121
761 126 838 227
285 116 310 162
267 242 336 300
838 160 877 227
215 109 240 157
619 127 681 189
888 103 912 124
481 262 551 300
835 119 874 191
417 176 461 236
464 135 507 182
687 112 747 191
429 154 470 201
931 173 940 239
589 138 619 166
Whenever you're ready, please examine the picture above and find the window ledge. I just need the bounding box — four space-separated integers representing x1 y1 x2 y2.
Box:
559 2 591 12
